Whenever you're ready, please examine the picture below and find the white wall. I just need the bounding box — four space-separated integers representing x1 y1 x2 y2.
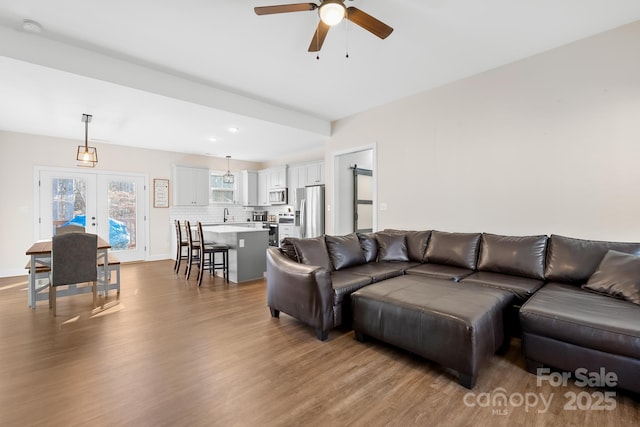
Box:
0 131 261 277
325 21 640 242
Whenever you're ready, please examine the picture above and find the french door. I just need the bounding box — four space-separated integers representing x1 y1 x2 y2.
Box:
38 168 147 262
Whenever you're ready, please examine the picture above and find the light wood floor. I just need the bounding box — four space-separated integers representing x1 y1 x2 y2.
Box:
0 260 638 426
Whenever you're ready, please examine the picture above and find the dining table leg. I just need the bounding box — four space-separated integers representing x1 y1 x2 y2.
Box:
97 249 109 298
28 255 36 308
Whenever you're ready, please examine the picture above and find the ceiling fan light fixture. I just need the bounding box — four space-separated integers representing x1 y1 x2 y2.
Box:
319 1 345 26
76 113 98 168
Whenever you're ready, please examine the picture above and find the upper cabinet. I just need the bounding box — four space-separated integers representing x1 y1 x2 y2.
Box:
258 170 270 206
304 161 324 186
287 161 324 207
241 170 258 206
269 166 287 189
173 166 209 206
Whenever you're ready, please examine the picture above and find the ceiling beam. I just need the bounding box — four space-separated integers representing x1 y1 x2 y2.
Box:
0 24 331 137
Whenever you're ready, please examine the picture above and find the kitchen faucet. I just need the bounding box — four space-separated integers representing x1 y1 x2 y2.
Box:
223 208 230 223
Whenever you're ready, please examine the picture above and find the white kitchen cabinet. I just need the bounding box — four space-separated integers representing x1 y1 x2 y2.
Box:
304 161 324 186
269 166 287 189
173 166 210 206
287 165 301 207
241 170 258 206
258 170 270 206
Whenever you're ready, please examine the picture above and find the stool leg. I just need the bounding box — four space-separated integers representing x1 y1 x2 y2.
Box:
197 249 204 286
225 251 229 283
186 248 192 279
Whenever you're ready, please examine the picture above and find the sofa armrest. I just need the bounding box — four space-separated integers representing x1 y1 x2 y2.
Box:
266 247 334 334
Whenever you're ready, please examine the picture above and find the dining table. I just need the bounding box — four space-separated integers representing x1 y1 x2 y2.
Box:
25 236 112 309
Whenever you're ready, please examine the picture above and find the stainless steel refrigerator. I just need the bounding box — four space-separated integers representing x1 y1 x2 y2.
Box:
295 185 325 238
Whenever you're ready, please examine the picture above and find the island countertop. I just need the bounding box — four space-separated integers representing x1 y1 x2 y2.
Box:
202 224 266 233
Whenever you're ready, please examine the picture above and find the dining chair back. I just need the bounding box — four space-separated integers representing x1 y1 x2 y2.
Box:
56 224 86 235
174 220 189 274
50 232 98 316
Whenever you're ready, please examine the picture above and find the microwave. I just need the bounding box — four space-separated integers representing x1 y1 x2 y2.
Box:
268 188 287 205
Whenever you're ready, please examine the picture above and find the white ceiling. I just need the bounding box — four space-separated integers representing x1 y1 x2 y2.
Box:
0 0 639 162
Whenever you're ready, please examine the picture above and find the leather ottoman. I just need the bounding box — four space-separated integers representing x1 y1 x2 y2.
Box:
351 275 513 388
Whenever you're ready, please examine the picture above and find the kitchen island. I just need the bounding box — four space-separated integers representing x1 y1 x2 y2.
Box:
202 225 268 283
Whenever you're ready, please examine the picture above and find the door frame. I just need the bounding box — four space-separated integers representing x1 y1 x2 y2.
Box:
34 166 149 262
330 143 377 235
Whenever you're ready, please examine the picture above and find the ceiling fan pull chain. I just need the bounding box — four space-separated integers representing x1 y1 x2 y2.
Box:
345 11 350 58
316 16 320 60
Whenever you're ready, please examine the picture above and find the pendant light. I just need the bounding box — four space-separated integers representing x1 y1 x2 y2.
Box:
76 113 98 168
223 155 234 184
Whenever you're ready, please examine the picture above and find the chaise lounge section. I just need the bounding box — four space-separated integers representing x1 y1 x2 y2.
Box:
519 234 640 393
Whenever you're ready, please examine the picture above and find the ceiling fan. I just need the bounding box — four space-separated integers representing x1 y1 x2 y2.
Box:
254 0 393 52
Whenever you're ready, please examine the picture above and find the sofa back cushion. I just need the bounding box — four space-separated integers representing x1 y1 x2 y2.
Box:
280 237 299 262
292 236 332 271
545 234 640 285
477 233 548 280
425 231 481 269
325 233 367 270
384 229 431 262
583 250 640 305
357 232 378 263
376 232 409 262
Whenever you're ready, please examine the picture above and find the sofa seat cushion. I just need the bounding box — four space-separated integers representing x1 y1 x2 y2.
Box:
520 283 640 359
405 263 473 281
346 263 407 282
331 271 373 305
460 272 544 303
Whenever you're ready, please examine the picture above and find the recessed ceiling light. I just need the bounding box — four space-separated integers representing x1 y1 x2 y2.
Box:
23 19 43 34
228 127 239 133
208 137 217 142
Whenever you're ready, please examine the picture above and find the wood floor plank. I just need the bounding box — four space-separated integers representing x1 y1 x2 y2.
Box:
0 260 638 426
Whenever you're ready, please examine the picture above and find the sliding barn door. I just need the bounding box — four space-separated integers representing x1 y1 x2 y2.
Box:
353 165 373 233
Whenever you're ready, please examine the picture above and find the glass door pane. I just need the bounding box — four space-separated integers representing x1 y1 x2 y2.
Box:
39 170 97 239
98 174 146 262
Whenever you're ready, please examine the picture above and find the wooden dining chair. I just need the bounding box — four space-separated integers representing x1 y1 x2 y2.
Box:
50 232 98 316
196 221 230 286
174 219 189 274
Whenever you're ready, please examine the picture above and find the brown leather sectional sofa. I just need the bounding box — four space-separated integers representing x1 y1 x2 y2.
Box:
266 230 640 391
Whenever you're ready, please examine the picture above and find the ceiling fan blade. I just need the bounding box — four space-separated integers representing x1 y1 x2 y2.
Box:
254 3 317 16
346 7 394 39
308 21 330 52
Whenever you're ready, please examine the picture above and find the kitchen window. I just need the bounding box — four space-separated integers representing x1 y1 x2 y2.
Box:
210 171 236 204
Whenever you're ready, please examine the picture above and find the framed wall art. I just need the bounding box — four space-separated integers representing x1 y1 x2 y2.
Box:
153 178 170 208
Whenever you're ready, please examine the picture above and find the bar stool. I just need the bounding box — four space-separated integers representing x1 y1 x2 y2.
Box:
174 219 189 274
196 221 230 286
184 220 200 280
